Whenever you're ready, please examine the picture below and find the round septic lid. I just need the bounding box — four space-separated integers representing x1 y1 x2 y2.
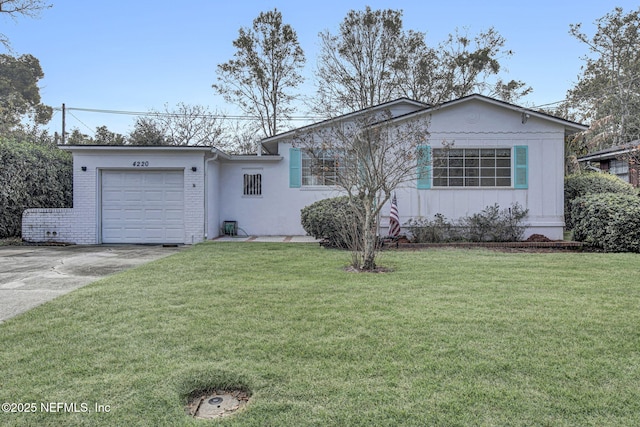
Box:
186 390 250 419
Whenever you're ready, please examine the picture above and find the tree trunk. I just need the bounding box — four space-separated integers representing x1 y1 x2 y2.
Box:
361 198 378 270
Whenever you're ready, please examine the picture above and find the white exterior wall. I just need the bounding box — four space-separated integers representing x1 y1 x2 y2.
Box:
216 154 341 236
24 148 207 245
273 98 568 240
380 100 567 239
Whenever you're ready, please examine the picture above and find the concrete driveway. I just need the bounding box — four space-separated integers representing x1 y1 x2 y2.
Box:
0 245 184 323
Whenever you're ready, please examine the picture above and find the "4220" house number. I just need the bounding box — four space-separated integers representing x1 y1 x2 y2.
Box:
132 161 149 167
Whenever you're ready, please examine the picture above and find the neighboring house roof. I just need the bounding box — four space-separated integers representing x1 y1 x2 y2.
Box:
261 94 588 154
577 141 640 162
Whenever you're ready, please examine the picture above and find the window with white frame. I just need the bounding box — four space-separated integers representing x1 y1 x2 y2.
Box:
433 148 512 187
301 149 343 186
243 173 262 196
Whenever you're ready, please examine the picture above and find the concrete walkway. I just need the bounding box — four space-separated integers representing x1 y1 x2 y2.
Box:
212 235 320 243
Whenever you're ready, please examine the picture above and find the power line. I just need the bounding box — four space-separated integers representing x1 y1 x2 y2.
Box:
51 106 322 121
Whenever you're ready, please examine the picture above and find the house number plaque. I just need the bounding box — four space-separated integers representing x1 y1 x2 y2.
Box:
132 161 149 167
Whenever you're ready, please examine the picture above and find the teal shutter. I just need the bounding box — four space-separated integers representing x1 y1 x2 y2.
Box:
417 145 431 189
514 145 528 189
289 148 301 188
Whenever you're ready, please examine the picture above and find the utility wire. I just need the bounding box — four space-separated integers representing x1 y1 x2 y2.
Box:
52 106 322 121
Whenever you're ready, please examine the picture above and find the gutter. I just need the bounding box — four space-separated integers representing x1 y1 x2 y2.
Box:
203 151 219 240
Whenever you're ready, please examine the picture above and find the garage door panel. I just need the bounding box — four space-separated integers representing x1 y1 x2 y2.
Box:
101 170 185 244
164 209 183 220
165 191 183 202
163 173 184 185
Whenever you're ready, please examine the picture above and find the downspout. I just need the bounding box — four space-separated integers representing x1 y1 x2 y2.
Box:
204 151 219 240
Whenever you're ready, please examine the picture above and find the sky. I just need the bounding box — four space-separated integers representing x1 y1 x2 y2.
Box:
3 0 639 138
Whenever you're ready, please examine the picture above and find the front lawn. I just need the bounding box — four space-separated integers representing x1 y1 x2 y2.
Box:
1 243 639 426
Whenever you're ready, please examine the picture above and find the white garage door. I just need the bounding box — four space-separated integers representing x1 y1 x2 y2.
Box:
101 170 185 244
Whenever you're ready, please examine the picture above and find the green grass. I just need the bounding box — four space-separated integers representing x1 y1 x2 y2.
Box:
1 243 640 426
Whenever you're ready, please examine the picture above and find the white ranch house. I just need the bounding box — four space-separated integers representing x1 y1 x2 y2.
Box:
22 94 587 244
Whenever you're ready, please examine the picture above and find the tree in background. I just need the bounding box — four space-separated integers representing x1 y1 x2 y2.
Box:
128 117 169 146
0 54 52 133
568 7 640 149
64 126 125 145
131 103 224 146
220 120 262 154
94 125 126 145
0 0 51 51
392 29 444 104
315 7 403 115
436 27 531 103
213 8 305 138
315 7 530 115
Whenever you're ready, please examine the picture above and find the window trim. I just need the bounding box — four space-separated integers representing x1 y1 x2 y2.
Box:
426 146 526 189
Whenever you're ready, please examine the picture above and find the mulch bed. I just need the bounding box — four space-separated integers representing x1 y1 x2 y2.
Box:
382 234 584 252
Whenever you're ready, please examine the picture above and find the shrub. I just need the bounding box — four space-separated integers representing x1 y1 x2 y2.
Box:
0 139 73 238
564 172 635 229
300 196 363 248
571 193 640 252
405 214 461 243
461 203 529 242
405 203 529 243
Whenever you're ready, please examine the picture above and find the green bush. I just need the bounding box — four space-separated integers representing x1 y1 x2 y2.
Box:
405 214 461 243
405 203 529 243
564 172 635 229
462 203 529 242
300 196 363 248
571 193 640 252
0 139 72 237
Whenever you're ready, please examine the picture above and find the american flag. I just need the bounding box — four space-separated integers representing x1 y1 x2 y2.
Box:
388 194 401 237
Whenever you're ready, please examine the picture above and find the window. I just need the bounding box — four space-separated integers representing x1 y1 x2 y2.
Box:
433 148 512 187
243 173 262 196
609 159 629 182
301 149 342 186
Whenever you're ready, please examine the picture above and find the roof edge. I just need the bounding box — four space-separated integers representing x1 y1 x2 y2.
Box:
58 144 215 152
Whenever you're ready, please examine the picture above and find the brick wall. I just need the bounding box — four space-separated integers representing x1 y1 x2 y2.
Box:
21 208 86 244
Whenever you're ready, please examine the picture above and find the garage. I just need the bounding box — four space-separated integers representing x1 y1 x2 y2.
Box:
101 170 185 244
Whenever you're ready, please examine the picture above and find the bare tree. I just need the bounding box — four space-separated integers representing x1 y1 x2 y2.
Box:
140 103 224 146
295 109 429 270
0 0 52 50
220 120 261 154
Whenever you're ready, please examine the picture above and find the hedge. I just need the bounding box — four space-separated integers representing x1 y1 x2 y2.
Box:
571 193 640 252
0 139 72 237
564 172 635 229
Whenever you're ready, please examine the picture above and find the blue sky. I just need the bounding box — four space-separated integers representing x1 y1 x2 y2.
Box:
3 1 639 137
